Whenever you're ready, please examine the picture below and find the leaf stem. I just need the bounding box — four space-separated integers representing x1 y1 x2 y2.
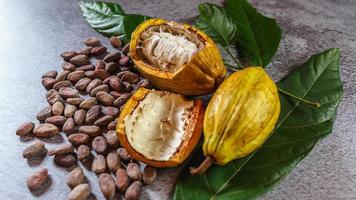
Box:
190 156 215 176
224 46 243 69
278 88 320 107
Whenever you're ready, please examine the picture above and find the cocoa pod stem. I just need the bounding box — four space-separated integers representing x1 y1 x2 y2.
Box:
190 156 214 176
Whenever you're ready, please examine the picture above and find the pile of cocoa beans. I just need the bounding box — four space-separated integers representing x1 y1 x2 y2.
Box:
16 36 157 200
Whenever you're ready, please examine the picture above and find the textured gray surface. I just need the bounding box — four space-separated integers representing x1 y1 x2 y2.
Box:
0 0 355 200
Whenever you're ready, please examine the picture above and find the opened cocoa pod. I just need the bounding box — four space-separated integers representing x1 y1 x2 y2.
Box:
116 87 204 167
130 18 226 96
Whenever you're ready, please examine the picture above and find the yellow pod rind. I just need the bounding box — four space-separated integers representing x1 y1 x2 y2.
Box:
130 18 227 96
203 67 280 165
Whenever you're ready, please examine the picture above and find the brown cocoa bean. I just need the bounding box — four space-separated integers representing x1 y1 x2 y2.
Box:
104 130 119 148
66 97 84 106
59 87 79 98
56 70 71 81
52 102 64 116
64 104 77 118
46 89 63 105
104 52 121 63
113 93 131 108
79 97 97 109
78 47 92 56
93 69 110 80
36 106 52 122
143 166 157 185
69 55 89 66
90 84 109 97
102 106 119 117
79 125 101 137
45 115 66 126
122 43 130 54
85 105 102 124
42 70 58 79
117 148 131 161
92 155 106 174
42 78 57 89
53 80 72 90
110 91 122 98
96 91 115 106
86 78 102 93
68 133 90 145
105 62 119 73
48 143 74 156
126 163 142 181
23 141 46 158
69 184 90 200
67 167 85 188
119 56 130 66
137 79 152 89
107 151 121 172
122 82 133 92
76 64 94 72
102 76 114 85
33 123 59 137
94 115 113 127
95 60 106 70
63 118 75 134
67 71 85 83
92 136 108 154
75 78 91 91
109 76 123 92
121 71 139 84
115 168 130 192
74 109 86 125
54 153 77 167
77 145 91 161
61 51 77 61
110 36 122 48
85 70 95 79
62 62 76 71
16 122 35 136
84 37 101 47
99 173 116 199
125 181 143 200
27 168 48 190
107 120 117 130
91 46 107 56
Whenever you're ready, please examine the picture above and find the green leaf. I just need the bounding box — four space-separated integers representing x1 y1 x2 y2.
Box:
195 3 237 47
79 1 150 43
225 0 282 67
173 48 342 200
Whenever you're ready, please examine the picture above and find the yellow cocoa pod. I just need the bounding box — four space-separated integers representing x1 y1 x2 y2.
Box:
190 67 280 175
130 18 226 96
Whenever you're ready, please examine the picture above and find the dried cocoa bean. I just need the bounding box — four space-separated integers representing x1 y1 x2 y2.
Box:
78 47 92 56
75 78 91 91
46 89 63 105
92 155 106 174
42 70 58 79
107 120 117 130
84 70 95 79
91 46 107 56
62 62 76 71
110 91 122 98
68 184 90 200
137 79 152 89
23 141 46 158
63 118 75 134
56 70 71 81
117 148 131 161
143 166 157 185
73 109 86 126
126 163 142 181
77 145 91 161
102 76 114 84
48 143 74 156
67 71 85 83
113 93 131 108
59 87 79 98
84 37 101 47
102 106 119 117
106 151 121 172
52 101 64 116
66 97 84 106
76 64 94 71
54 153 77 167
90 84 109 97
115 168 130 192
94 115 113 127
93 69 110 80
86 78 102 93
45 115 66 126
79 97 97 109
79 125 101 137
68 133 89 145
120 71 139 84
69 55 89 66
110 36 122 48
36 106 52 122
95 60 106 70
27 168 48 191
42 78 57 89
104 130 119 148
122 43 130 54
125 181 143 200
96 91 115 106
92 136 108 154
109 76 123 92
61 51 77 61
105 62 119 73
64 104 77 118
67 167 85 188
119 56 130 66
16 122 35 136
85 105 102 124
98 173 116 199
53 80 72 90
104 52 121 63
122 82 132 92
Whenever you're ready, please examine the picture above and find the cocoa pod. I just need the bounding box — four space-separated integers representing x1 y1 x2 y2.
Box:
125 181 143 200
27 168 48 191
99 173 116 199
48 143 74 156
68 184 90 200
115 168 130 192
33 123 59 137
23 141 46 158
67 167 85 188
16 122 35 136
68 133 90 145
92 155 106 174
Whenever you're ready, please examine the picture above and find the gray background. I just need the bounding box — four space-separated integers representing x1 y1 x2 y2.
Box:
0 0 355 199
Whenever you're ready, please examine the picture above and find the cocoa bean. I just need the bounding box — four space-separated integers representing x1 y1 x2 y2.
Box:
117 148 131 161
84 37 101 47
109 76 123 92
110 91 122 98
79 125 101 137
105 62 119 73
86 78 102 93
42 78 57 89
67 167 85 188
33 123 59 137
53 80 72 90
102 107 119 117
59 87 79 98
78 47 92 56
104 52 121 63
102 76 114 85
52 102 64 116
79 97 97 109
98 173 116 199
75 78 91 91
115 168 130 192
120 66 131 72
107 151 121 172
23 141 46 158
143 166 157 185
45 115 66 126
77 145 91 161
56 70 71 81
68 133 89 145
84 70 95 79
54 153 77 167
67 71 85 83
92 136 108 154
137 79 152 89
27 168 48 191
46 89 63 105
90 84 109 97
68 184 90 200
94 115 113 127
107 120 117 130
69 55 89 66
91 46 107 56
104 130 119 148
95 60 106 70
66 97 84 106
113 93 131 108
16 122 35 136
62 62 76 71
74 109 86 126
126 163 142 181
110 36 122 48
96 91 115 106
64 104 77 118
119 56 130 66
85 105 102 124
61 51 77 61
122 43 130 54
93 69 110 80
92 155 106 174
125 181 143 200
116 71 126 79
63 118 75 134
122 82 133 92
36 106 52 122
76 64 94 72
42 70 58 79
48 143 74 156
121 71 139 84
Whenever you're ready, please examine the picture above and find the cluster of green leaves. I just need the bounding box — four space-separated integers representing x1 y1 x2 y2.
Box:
78 1 343 199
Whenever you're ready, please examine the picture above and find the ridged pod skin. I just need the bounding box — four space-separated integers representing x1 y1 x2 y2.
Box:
130 18 226 96
116 88 204 167
191 67 280 175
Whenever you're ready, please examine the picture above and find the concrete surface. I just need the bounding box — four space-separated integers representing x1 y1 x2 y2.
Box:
0 0 355 200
